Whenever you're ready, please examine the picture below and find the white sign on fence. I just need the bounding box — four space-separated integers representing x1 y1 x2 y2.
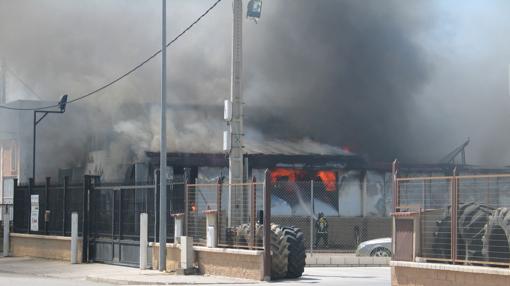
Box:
30 194 39 231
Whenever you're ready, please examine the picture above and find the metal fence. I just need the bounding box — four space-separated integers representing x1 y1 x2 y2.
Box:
13 177 84 235
185 179 264 249
12 177 185 242
270 180 392 253
396 173 510 267
13 173 393 255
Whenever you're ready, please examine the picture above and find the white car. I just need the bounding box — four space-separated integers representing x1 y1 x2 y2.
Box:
355 237 392 257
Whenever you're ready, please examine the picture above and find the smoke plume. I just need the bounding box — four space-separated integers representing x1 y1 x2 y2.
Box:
1 0 510 180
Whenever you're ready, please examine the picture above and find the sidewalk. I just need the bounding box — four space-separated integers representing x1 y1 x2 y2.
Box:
0 257 260 285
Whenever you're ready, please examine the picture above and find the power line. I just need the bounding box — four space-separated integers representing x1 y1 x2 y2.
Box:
0 0 223 111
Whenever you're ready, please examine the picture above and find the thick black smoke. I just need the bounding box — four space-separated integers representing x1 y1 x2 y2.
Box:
244 1 433 161
2 0 510 176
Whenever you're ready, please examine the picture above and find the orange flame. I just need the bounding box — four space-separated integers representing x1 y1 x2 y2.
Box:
270 168 304 183
270 168 337 192
316 170 336 192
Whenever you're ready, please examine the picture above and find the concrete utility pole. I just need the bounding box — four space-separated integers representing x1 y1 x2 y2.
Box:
228 0 244 227
159 0 168 272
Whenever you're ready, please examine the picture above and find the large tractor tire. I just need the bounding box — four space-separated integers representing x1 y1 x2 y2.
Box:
432 202 493 260
234 223 306 279
270 224 289 279
458 203 494 261
281 226 306 278
482 207 510 264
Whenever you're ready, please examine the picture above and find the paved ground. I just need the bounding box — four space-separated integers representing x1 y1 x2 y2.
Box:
0 257 390 286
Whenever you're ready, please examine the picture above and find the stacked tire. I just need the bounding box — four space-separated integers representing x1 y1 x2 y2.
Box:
432 203 510 264
432 202 494 260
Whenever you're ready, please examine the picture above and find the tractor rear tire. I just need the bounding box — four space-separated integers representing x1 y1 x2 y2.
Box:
234 223 305 279
271 224 289 279
482 207 510 264
458 203 494 261
281 226 306 278
433 202 493 260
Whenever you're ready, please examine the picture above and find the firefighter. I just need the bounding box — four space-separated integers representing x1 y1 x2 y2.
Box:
315 212 328 248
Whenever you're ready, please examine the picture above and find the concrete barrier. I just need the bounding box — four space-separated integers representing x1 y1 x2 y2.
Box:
391 261 510 286
10 233 82 262
306 253 390 267
150 242 181 272
194 246 264 281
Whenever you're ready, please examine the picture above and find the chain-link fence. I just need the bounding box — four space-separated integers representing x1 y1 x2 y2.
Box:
270 180 392 253
185 183 218 246
185 180 264 249
396 173 510 267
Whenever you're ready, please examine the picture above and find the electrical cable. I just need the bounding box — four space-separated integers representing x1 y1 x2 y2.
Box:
0 0 223 111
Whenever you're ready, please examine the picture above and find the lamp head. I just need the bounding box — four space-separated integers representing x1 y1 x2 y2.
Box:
247 0 262 19
59 94 68 112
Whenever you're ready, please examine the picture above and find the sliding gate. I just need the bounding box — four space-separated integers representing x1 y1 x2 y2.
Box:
88 183 156 267
85 178 185 267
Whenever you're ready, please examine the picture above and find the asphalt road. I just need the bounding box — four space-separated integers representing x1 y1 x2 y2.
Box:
0 266 390 286
0 272 111 286
0 257 390 286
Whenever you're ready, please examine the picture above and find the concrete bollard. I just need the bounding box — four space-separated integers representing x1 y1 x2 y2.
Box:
71 212 78 264
140 213 148 270
204 210 217 248
180 236 194 270
3 208 9 257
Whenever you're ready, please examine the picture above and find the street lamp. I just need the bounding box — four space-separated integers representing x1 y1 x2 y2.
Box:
32 95 68 180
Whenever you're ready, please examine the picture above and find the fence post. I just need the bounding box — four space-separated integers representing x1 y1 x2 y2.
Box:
154 169 159 244
12 178 18 233
263 170 271 281
451 167 458 264
27 178 33 234
82 176 90 263
44 177 50 235
140 212 148 270
216 177 223 247
392 159 399 212
62 176 68 236
250 176 256 249
3 207 9 257
71 212 78 264
391 159 399 258
310 180 314 255
184 181 189 237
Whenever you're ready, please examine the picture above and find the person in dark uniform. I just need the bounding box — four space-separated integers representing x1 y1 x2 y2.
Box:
315 212 328 248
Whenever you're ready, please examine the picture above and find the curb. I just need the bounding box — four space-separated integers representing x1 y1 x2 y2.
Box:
86 275 260 285
305 255 390 267
306 264 390 267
